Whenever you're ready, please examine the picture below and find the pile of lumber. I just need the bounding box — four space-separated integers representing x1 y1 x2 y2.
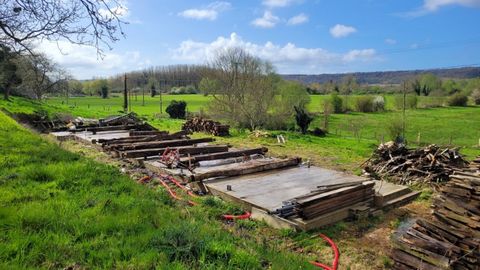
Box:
273 181 375 220
182 117 230 136
391 162 480 269
363 142 467 186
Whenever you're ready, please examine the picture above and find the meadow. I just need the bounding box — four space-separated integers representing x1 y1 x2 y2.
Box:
44 94 480 164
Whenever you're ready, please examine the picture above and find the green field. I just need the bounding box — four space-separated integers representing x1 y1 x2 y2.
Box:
44 94 480 163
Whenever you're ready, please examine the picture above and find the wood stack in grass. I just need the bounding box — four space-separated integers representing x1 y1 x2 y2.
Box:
182 117 230 136
363 142 468 186
391 161 480 269
285 181 375 220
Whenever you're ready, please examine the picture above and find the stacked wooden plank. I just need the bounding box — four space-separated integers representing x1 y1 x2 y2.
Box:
391 160 480 269
364 142 468 186
279 181 375 220
182 117 230 136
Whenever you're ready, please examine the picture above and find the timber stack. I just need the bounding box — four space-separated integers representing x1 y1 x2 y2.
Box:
363 142 468 186
182 117 230 136
273 181 375 220
390 158 480 269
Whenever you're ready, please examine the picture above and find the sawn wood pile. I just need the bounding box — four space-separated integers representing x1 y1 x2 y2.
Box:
391 157 480 270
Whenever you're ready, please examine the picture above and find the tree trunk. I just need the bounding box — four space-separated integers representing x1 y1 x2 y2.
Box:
3 86 10 100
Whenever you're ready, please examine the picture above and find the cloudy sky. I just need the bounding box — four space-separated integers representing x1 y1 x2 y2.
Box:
38 0 480 79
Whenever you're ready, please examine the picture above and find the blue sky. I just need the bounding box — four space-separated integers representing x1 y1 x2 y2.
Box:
39 0 480 79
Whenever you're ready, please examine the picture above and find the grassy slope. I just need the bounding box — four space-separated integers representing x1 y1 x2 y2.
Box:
0 110 320 269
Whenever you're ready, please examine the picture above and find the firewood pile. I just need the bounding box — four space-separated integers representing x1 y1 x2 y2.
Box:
363 142 468 186
391 161 480 269
273 181 375 220
182 117 230 136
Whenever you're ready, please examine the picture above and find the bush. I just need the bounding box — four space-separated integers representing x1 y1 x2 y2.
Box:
294 106 313 134
166 100 187 119
447 93 468 107
471 89 480 105
100 85 108 99
372 96 385 112
330 94 343 113
394 94 417 110
355 96 374 112
388 118 404 142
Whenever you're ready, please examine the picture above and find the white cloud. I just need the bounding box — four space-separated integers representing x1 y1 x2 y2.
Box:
424 0 480 11
329 24 357 38
251 11 280 28
262 0 299 8
287 13 309 25
405 0 480 16
36 40 149 79
171 33 377 73
178 1 231 21
385 38 397 45
410 43 419 49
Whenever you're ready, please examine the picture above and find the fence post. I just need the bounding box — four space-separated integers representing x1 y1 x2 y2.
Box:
417 132 421 146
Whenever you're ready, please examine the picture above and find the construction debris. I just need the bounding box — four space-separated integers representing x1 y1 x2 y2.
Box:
363 142 468 186
390 159 480 269
182 117 230 136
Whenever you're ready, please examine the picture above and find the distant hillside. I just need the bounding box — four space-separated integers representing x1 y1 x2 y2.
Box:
281 67 480 85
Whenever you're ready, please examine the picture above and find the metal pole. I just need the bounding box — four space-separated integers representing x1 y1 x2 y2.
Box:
403 81 407 140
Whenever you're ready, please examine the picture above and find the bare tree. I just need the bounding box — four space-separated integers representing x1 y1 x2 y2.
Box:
16 53 68 99
0 0 126 55
200 48 277 130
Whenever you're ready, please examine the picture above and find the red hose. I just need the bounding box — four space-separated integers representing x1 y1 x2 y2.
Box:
309 234 340 270
158 177 196 206
222 212 251 220
164 175 197 197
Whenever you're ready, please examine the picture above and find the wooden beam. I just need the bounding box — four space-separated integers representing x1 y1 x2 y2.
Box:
70 124 139 133
192 157 301 182
121 145 229 158
180 147 268 163
108 137 215 151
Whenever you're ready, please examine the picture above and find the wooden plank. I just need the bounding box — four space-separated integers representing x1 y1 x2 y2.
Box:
121 145 229 158
129 130 168 136
110 137 215 151
71 124 140 133
192 157 301 181
180 147 268 163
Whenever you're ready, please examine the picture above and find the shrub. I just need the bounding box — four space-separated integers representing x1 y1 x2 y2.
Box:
394 94 417 110
388 118 404 142
355 96 374 112
100 85 108 99
294 106 313 134
471 89 480 105
372 96 385 112
150 86 156 97
447 93 468 107
330 94 343 113
166 100 187 119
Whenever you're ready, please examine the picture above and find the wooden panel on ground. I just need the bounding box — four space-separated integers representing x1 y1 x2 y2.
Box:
251 208 298 230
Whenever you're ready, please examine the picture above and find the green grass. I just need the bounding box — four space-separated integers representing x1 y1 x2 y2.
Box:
3 95 479 167
0 110 319 269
